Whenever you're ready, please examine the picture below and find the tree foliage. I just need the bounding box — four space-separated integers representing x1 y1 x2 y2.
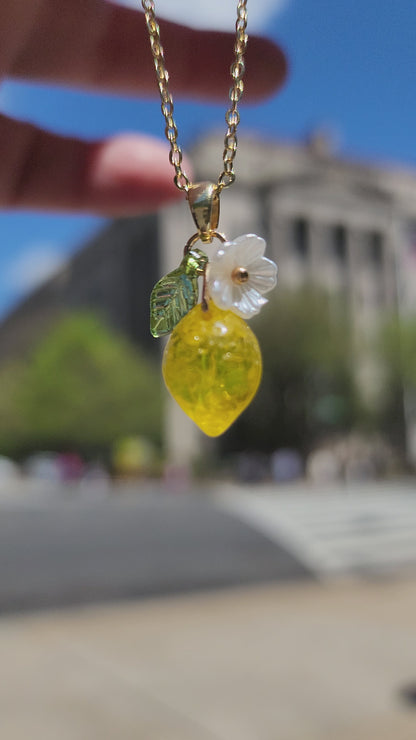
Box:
0 312 163 458
376 315 416 449
381 316 416 387
221 288 361 455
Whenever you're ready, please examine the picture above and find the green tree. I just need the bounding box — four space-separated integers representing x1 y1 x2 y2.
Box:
0 312 163 458
221 288 361 455
381 316 416 386
377 315 416 450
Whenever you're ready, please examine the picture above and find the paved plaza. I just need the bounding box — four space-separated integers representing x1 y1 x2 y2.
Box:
2 479 416 738
2 578 416 740
1 479 416 613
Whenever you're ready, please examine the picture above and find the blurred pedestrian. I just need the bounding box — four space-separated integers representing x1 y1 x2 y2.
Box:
271 448 303 483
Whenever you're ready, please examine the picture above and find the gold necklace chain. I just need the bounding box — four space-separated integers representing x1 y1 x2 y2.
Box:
141 0 248 193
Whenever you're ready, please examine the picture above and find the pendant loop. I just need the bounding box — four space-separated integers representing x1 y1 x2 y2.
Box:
187 182 220 243
184 230 226 255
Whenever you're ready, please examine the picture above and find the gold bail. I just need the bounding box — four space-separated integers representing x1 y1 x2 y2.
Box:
187 182 220 243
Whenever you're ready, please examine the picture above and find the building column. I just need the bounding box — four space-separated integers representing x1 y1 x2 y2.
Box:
390 213 416 466
345 227 363 321
158 205 204 471
309 221 327 284
270 211 292 266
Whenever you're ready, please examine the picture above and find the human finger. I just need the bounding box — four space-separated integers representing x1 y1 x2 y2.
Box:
9 1 286 102
0 114 185 214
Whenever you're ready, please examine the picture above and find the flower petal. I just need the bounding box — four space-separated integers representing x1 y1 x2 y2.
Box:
208 232 277 319
233 234 266 264
246 257 277 293
210 248 235 271
210 276 233 310
233 286 268 318
208 251 234 284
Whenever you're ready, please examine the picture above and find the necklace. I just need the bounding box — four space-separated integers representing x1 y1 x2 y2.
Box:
142 0 277 437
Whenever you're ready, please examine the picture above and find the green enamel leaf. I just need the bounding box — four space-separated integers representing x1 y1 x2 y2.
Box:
150 249 208 337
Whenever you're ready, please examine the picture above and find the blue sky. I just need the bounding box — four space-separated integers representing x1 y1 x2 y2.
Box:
0 0 415 316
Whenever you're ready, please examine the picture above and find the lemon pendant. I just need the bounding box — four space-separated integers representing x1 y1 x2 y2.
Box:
162 302 262 436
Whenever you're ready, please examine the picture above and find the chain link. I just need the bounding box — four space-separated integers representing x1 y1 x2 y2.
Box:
141 0 248 192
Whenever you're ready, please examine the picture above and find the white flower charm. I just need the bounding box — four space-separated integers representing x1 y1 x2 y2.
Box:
207 234 277 319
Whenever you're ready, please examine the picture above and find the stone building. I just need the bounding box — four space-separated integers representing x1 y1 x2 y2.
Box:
2 133 416 461
160 133 416 463
0 213 160 363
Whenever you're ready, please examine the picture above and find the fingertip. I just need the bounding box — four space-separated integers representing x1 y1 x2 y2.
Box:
86 134 192 214
164 23 287 103
245 36 288 101
88 134 175 194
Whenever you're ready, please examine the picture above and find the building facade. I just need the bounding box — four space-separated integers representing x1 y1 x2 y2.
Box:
0 214 160 363
2 134 416 462
160 134 416 463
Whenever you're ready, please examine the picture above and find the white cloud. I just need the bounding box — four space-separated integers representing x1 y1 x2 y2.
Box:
6 245 66 293
117 0 289 31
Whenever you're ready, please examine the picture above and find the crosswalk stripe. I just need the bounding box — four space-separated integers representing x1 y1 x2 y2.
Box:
216 483 416 577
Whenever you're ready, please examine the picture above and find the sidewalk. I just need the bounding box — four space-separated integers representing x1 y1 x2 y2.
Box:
2 579 416 740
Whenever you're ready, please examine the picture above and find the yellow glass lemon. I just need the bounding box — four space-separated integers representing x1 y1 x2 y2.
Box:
162 302 262 436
